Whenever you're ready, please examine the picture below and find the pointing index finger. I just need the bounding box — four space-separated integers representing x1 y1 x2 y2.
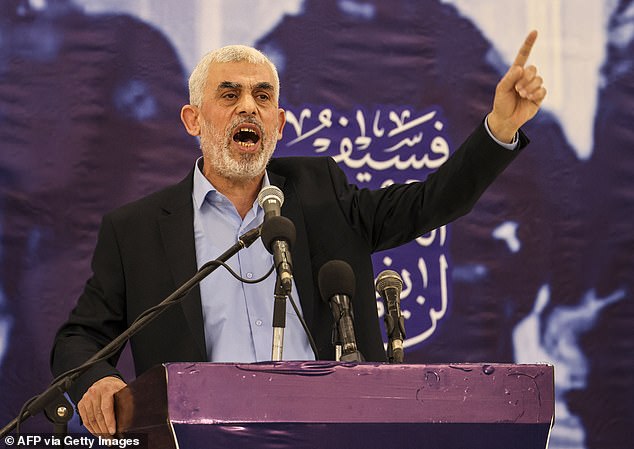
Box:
513 30 538 67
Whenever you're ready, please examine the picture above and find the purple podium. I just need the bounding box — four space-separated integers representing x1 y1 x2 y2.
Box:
114 362 554 449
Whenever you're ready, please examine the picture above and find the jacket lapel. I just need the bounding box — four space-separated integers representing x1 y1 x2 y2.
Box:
157 171 207 360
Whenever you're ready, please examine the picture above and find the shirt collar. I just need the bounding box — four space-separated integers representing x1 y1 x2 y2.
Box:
192 157 271 210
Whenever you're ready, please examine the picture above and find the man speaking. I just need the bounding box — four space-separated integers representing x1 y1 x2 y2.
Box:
51 32 546 436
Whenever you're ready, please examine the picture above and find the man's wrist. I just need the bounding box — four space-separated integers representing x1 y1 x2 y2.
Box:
485 114 519 150
486 112 519 144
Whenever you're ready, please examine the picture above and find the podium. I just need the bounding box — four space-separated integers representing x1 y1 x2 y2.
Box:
114 362 554 449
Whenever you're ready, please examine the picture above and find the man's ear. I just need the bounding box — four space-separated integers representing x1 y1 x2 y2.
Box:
277 108 286 140
180 104 201 136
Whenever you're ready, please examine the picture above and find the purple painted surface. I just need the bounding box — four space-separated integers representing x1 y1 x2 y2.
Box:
172 422 552 449
164 362 553 425
116 361 553 448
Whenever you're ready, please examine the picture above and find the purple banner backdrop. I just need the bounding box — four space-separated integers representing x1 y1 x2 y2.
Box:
1 1 632 448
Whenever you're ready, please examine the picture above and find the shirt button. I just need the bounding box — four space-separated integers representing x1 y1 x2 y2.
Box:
255 319 263 326
246 272 253 279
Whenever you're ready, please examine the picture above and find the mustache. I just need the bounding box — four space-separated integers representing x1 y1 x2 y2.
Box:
228 116 265 138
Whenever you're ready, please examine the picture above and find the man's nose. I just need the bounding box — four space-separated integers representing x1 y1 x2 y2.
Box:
237 94 257 115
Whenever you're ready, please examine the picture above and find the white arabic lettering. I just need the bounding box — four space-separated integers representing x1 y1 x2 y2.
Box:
285 107 450 171
404 254 449 347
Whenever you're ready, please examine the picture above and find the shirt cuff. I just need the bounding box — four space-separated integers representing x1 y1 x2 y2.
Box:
484 115 519 150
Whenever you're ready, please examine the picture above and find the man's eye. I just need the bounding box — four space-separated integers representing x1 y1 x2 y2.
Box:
223 93 237 99
257 94 270 101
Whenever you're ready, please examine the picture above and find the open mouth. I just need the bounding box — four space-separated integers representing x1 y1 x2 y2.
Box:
232 125 261 148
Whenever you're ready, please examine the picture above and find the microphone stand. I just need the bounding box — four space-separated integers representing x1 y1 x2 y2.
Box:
270 276 287 361
43 393 74 437
385 313 405 364
0 227 262 438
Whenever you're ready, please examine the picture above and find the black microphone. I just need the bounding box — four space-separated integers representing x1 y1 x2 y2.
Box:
258 185 284 220
260 215 295 295
258 185 295 294
318 260 364 362
375 270 405 363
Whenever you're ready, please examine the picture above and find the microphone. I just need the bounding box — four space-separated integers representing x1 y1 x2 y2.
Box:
258 185 295 294
318 260 364 362
258 185 284 220
375 270 405 363
260 215 295 295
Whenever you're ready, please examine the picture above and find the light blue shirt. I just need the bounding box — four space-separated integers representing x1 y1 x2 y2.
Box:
192 158 315 363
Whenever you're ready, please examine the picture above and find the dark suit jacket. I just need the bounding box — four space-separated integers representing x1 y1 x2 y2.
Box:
51 122 528 403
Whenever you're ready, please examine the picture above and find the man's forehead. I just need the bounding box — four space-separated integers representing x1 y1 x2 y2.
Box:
206 61 276 86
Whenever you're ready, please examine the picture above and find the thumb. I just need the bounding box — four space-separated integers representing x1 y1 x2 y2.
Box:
497 65 523 93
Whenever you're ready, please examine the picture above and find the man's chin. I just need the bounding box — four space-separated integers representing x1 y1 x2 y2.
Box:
204 141 275 182
220 158 270 182
224 170 265 183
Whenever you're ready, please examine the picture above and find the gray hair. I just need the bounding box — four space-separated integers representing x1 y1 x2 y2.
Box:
188 45 280 107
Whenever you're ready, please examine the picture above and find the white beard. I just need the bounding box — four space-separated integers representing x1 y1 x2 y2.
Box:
200 117 277 182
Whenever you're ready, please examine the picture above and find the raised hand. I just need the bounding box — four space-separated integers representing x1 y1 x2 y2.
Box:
488 30 547 143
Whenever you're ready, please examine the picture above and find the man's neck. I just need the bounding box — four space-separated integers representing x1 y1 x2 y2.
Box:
204 168 264 219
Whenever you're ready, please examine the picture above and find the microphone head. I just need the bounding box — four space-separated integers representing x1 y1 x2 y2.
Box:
258 185 284 213
260 215 296 253
318 260 355 303
375 269 403 294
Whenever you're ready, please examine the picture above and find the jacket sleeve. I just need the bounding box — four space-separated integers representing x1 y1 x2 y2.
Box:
50 214 127 404
327 120 529 252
